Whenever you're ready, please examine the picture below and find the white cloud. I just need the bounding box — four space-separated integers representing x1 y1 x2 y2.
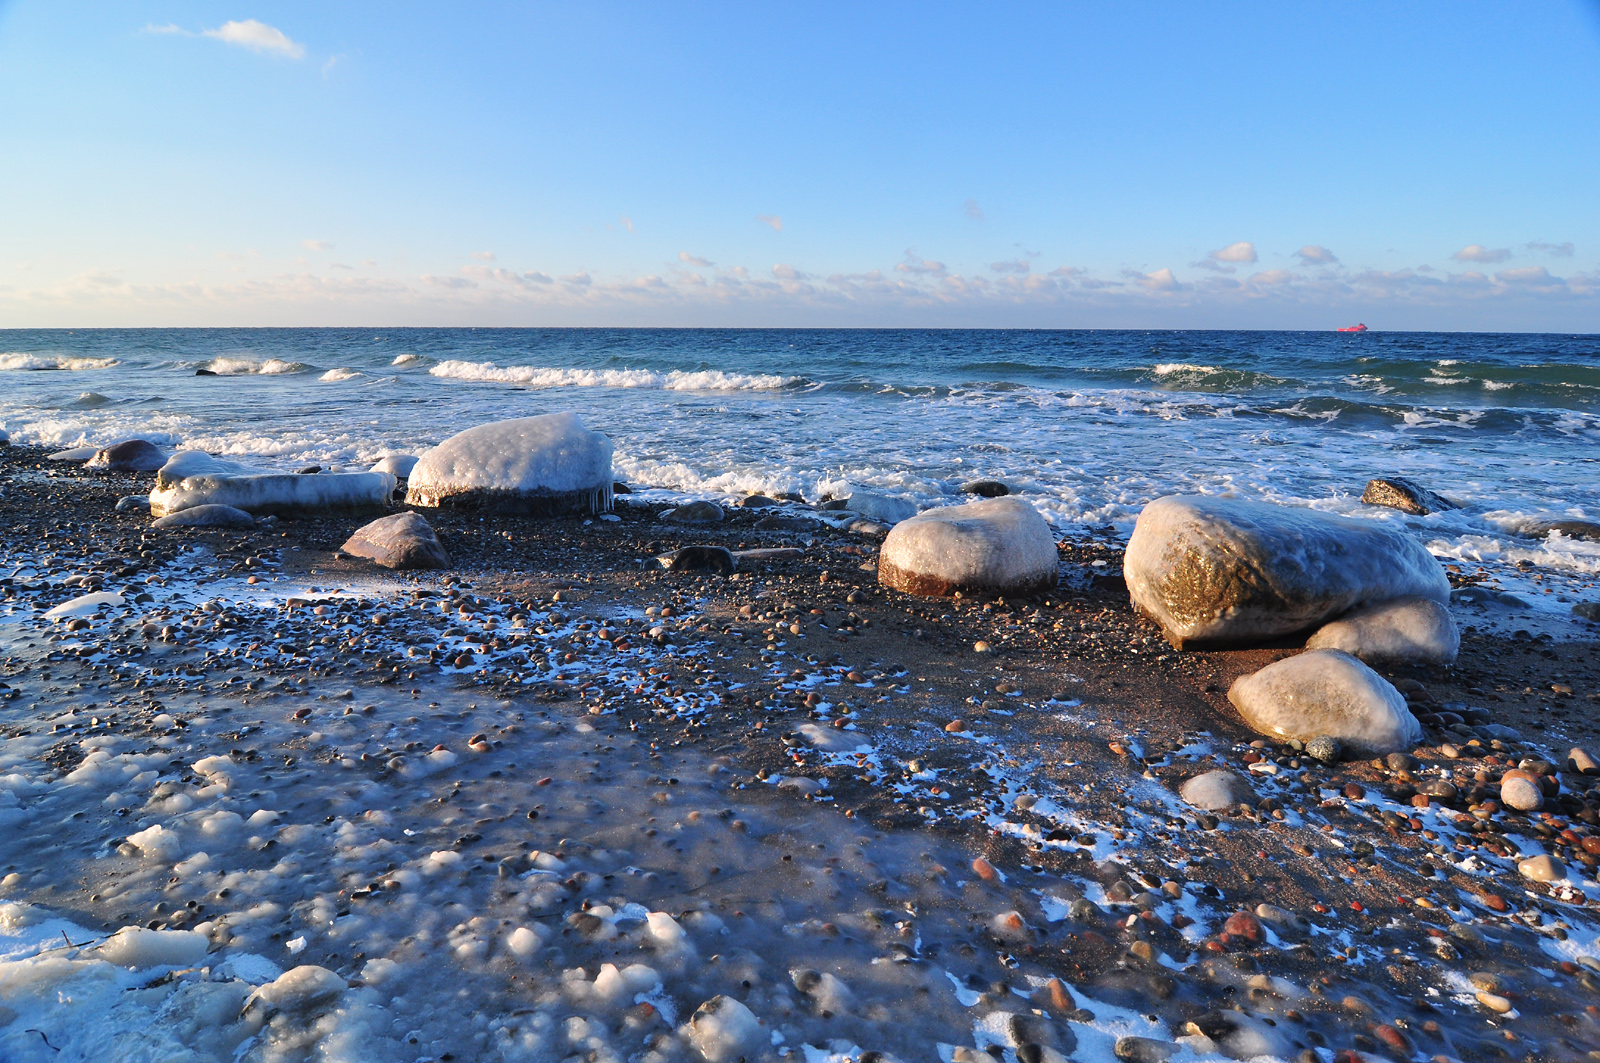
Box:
679 252 713 267
620 215 635 233
1452 244 1510 263
143 23 189 36
1296 245 1338 265
561 272 592 287
1209 241 1258 264
772 264 807 280
1526 241 1575 258
964 199 984 220
202 19 306 59
420 274 475 289
755 214 783 232
895 250 945 275
990 259 1030 275
1137 267 1183 291
302 239 332 251
470 251 495 262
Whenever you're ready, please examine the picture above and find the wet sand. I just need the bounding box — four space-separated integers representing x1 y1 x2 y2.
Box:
3 443 1600 1063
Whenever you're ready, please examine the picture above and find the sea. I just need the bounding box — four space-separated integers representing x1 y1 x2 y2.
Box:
3 327 1598 588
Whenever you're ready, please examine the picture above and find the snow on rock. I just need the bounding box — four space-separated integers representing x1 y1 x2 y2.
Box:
1305 595 1459 664
341 511 452 570
878 497 1058 597
1179 770 1258 811
151 504 256 529
151 458 395 517
85 439 166 472
370 453 419 478
124 823 184 860
47 445 99 462
684 994 764 1063
247 964 348 1014
153 450 260 488
44 590 124 618
93 927 209 968
1124 495 1450 648
406 413 614 515
1228 649 1421 754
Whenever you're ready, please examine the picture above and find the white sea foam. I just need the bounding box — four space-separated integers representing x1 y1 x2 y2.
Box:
429 360 803 391
0 353 119 371
1151 362 1218 375
204 357 306 375
391 353 424 365
319 368 363 382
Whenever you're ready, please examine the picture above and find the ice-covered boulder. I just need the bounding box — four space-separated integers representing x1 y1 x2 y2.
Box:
86 439 166 472
152 504 255 529
1306 596 1459 664
1228 649 1420 754
1124 495 1450 648
878 497 1058 597
684 995 764 1063
341 512 451 570
370 453 419 478
1361 477 1454 515
405 413 613 515
150 450 394 517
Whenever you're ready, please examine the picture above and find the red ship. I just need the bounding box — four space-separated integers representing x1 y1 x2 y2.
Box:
1337 323 1368 332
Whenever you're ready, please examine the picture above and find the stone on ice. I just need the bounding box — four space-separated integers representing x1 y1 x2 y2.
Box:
152 504 256 529
878 496 1058 597
86 439 166 472
1361 477 1455 515
1124 495 1450 648
1305 596 1459 664
341 512 451 570
45 590 125 618
406 413 613 515
1179 770 1258 811
1228 649 1421 754
370 453 419 478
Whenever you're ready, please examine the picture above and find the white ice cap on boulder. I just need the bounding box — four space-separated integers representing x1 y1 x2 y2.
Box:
878 496 1057 598
1306 595 1459 665
1228 648 1421 754
406 413 613 515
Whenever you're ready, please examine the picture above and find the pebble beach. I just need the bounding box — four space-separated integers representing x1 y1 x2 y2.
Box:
4 439 1600 1063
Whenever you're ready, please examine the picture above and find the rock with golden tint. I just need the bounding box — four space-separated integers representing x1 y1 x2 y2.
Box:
878 497 1057 598
1306 595 1459 664
1227 649 1420 754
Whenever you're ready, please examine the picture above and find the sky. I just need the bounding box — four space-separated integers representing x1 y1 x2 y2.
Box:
1 2 1598 330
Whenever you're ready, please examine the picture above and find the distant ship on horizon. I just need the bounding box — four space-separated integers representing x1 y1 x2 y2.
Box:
1337 323 1369 332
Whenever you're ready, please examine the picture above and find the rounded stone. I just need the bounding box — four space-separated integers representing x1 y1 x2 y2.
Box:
1227 649 1421 754
1304 735 1343 764
878 496 1057 598
1517 854 1565 882
1179 770 1257 812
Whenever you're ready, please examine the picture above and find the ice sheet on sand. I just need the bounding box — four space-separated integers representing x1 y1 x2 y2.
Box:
44 591 125 618
406 412 613 515
1125 494 1450 647
151 467 395 517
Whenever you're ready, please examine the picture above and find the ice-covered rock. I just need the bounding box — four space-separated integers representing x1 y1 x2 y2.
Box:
1124 495 1450 648
878 497 1057 597
1525 518 1600 542
1305 596 1459 664
668 500 724 524
822 483 918 524
152 503 256 528
341 512 451 570
684 995 764 1063
151 456 394 517
1227 649 1421 754
86 438 166 472
115 494 150 513
45 590 124 618
1361 477 1454 515
406 413 613 515
94 927 209 968
1179 770 1257 811
370 453 419 478
248 965 347 1014
47 445 99 462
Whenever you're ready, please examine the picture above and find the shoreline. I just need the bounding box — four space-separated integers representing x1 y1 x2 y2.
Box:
3 442 1600 1060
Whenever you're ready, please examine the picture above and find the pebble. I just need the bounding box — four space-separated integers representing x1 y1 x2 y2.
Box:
1517 854 1566 882
1304 735 1342 764
973 640 993 654
1475 991 1514 1014
1500 776 1544 811
1569 747 1600 776
1114 1037 1177 1063
1220 911 1264 949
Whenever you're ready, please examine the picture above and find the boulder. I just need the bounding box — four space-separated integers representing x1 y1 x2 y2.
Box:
961 479 1011 498
1227 649 1420 754
405 413 613 515
668 500 724 524
1124 495 1450 648
736 494 778 508
341 512 451 570
1305 596 1459 665
115 495 150 513
1361 477 1455 515
841 489 917 525
0 428 8 445
1525 519 1600 543
154 451 258 489
370 454 419 478
657 546 736 574
1180 770 1257 811
86 439 166 472
47 445 100 463
878 497 1057 597
152 504 256 529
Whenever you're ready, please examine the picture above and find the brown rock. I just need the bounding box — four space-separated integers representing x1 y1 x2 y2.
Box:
341 512 451 570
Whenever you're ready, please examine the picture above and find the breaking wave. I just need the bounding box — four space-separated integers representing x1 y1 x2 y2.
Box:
0 354 119 371
203 357 309 375
428 360 807 391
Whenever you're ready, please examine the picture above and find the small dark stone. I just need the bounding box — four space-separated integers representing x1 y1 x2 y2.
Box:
961 479 1010 498
1361 477 1454 515
612 481 632 494
297 465 323 475
660 546 737 574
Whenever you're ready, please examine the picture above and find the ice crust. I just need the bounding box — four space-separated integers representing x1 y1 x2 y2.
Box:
369 453 419 478
879 497 1058 597
1306 595 1460 664
1124 495 1451 647
1228 648 1422 753
43 591 125 618
406 413 614 515
151 468 395 517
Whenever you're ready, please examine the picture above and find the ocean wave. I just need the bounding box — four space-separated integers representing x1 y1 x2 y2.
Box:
320 368 363 382
429 361 807 391
204 357 309 375
0 354 119 371
1148 363 1284 390
392 354 425 365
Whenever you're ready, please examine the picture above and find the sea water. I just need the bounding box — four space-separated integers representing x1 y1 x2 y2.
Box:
3 327 1597 580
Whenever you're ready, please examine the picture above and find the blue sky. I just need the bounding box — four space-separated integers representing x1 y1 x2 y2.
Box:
2 2 1598 329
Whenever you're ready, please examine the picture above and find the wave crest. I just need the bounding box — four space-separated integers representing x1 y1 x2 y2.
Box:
204 357 308 375
428 361 806 391
0 354 119 371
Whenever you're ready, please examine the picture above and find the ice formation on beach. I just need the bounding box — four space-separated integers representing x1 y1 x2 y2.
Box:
879 497 1059 597
150 459 396 517
1228 648 1422 753
406 412 614 515
1306 595 1460 664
